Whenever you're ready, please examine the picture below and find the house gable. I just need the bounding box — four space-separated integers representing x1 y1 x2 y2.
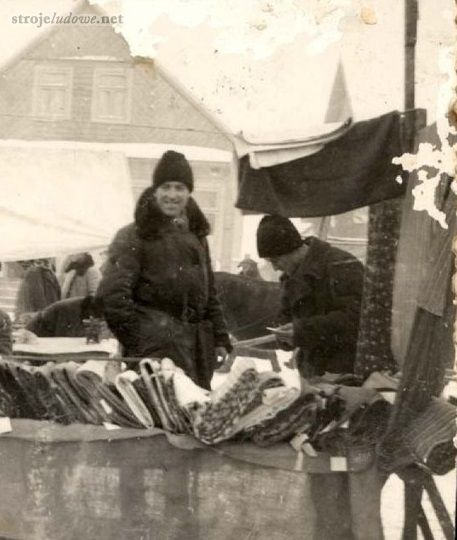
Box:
0 10 231 149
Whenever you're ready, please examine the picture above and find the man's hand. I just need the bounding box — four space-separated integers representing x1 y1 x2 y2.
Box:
215 346 229 363
269 323 294 349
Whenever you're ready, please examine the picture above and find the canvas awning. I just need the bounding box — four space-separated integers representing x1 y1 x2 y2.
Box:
0 144 134 261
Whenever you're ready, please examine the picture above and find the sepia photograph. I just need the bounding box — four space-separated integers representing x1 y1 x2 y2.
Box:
0 0 455 538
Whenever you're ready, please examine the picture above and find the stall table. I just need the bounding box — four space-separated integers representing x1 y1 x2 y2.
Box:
12 338 119 361
0 420 383 540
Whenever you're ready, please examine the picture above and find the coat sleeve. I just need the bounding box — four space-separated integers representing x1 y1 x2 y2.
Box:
203 240 232 352
96 227 142 353
292 257 364 350
26 311 50 337
278 280 293 326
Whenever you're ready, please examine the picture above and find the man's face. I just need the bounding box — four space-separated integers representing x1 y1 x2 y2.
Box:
267 254 289 273
154 181 191 217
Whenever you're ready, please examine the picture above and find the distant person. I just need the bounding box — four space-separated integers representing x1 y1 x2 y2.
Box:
0 309 12 355
25 296 106 338
60 253 101 299
15 259 61 317
237 255 263 280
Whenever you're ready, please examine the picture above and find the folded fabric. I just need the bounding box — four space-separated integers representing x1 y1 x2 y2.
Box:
241 372 286 417
33 363 73 424
332 385 381 417
132 376 163 427
8 362 48 420
306 392 346 441
75 365 142 428
231 385 301 436
423 441 456 476
362 371 400 391
139 358 175 432
172 369 210 411
0 361 36 419
402 398 456 473
314 399 392 454
251 393 321 447
0 362 24 417
51 363 101 424
114 371 155 428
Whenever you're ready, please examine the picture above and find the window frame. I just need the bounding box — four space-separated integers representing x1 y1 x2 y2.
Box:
32 65 73 120
91 66 132 124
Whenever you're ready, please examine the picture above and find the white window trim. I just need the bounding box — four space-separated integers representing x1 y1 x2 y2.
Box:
91 66 132 124
32 65 73 120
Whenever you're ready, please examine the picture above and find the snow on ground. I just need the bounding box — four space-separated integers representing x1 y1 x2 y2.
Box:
382 471 456 539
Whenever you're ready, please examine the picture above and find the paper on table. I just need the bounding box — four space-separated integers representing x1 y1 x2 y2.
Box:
330 456 348 471
103 422 121 431
0 417 13 434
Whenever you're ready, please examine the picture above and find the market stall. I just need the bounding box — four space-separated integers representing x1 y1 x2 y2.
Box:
0 3 455 540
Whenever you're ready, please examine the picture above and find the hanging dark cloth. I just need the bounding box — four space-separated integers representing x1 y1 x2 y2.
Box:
236 111 404 217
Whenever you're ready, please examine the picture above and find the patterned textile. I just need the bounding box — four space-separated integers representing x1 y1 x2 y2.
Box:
233 385 301 437
192 368 261 444
251 393 321 446
354 199 401 378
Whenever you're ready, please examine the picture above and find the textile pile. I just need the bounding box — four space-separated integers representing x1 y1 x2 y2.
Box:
0 357 402 456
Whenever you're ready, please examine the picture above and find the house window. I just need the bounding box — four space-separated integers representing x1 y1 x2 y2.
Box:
91 67 132 124
193 186 224 262
33 66 73 119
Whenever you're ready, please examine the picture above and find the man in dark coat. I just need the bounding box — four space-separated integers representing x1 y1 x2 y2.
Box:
257 215 364 376
0 309 12 356
97 150 231 390
258 215 368 540
15 259 61 318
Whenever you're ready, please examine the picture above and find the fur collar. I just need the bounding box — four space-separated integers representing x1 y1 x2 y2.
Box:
134 186 211 239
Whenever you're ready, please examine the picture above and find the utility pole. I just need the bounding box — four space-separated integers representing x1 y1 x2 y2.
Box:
405 0 418 111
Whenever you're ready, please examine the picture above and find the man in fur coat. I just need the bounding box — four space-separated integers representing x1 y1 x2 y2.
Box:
97 151 232 390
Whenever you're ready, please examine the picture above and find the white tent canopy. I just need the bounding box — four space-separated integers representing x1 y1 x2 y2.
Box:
0 145 134 261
